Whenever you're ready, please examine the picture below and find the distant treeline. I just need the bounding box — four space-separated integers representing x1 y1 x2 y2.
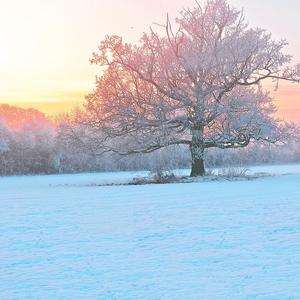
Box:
0 104 299 175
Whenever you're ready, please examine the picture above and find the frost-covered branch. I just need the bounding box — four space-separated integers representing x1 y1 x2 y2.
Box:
75 0 300 176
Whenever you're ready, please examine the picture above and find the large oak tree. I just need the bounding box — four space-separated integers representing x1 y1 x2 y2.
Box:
78 0 300 176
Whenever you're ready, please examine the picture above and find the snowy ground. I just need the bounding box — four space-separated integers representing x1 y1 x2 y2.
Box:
1 164 300 299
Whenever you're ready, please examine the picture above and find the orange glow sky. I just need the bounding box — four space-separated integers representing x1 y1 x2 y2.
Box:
0 0 300 121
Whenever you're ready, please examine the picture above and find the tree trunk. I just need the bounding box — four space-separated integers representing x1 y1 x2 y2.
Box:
190 126 205 177
190 156 205 177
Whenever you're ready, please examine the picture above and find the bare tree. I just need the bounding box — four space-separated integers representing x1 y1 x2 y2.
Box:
78 0 300 176
0 120 10 153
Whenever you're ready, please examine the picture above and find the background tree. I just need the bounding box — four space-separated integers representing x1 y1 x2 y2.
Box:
78 0 300 176
0 104 299 176
0 120 10 153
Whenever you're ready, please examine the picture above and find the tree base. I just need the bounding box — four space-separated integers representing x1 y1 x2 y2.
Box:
190 158 205 177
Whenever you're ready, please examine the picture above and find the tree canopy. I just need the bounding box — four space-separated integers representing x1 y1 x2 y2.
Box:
77 0 300 176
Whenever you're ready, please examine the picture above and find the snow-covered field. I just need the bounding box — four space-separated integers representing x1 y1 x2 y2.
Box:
1 164 300 299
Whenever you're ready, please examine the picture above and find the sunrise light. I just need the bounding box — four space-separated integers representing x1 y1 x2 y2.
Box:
1 0 300 121
2 1 300 298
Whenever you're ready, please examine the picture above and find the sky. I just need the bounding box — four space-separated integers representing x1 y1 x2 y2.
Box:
0 0 300 121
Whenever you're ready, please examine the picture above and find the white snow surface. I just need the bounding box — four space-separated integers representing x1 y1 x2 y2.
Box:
1 164 300 299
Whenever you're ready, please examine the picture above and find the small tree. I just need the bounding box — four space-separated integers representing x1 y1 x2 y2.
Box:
79 0 300 176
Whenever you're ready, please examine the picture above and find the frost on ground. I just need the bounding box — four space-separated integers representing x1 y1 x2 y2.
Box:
1 164 300 299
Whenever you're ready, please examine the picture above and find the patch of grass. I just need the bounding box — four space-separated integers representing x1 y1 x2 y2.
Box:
130 171 181 185
217 167 250 178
